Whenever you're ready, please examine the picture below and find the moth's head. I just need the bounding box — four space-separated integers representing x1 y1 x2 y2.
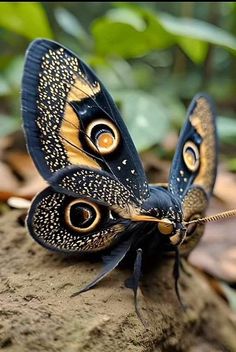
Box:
130 186 187 246
158 220 186 246
131 213 187 247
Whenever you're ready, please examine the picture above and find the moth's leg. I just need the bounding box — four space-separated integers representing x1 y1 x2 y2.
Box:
179 258 192 277
71 239 132 297
173 247 186 310
178 223 194 277
125 248 146 326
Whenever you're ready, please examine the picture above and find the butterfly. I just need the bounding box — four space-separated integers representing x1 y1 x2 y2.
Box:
22 39 222 318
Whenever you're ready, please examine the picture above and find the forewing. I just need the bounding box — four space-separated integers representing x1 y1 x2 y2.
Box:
22 39 149 202
49 165 140 214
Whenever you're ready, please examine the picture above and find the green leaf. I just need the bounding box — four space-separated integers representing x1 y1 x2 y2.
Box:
92 4 236 62
114 90 171 151
227 158 236 172
4 56 24 90
217 116 236 144
0 77 10 96
178 37 208 63
0 114 20 137
91 8 173 58
0 3 53 39
159 13 236 56
152 90 186 128
106 8 146 31
107 5 236 62
92 20 147 58
54 8 90 42
95 59 136 90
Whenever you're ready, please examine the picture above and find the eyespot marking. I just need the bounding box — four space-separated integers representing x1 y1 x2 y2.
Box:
97 132 114 149
86 119 120 155
65 199 101 233
183 141 200 172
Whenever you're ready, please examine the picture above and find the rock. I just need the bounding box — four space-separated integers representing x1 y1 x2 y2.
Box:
0 210 236 352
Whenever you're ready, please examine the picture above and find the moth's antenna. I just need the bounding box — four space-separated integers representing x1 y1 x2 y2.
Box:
184 209 236 226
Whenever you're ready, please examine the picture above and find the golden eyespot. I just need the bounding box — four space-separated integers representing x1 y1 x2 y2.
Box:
86 119 120 154
183 141 200 172
158 218 174 235
65 199 101 233
97 132 114 149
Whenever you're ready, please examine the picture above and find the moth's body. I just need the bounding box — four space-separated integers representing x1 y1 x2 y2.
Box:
21 39 217 308
140 186 185 245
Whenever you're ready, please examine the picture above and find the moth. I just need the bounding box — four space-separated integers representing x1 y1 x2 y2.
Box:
22 39 233 317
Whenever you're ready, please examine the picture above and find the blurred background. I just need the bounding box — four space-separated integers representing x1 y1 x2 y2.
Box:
0 2 236 308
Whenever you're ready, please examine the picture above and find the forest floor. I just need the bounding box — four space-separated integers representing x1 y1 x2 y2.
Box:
1 208 236 352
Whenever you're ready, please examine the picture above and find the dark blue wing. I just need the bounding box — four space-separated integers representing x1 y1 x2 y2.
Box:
21 39 149 203
26 186 129 253
168 93 218 201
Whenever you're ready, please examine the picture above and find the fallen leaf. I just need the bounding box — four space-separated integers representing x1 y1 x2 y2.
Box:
0 161 20 200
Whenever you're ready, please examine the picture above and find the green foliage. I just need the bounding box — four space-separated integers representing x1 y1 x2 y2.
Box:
115 90 171 151
217 117 236 145
227 158 236 173
0 3 53 39
0 114 20 137
159 13 236 63
54 7 91 45
92 7 174 58
0 2 235 165
93 6 236 64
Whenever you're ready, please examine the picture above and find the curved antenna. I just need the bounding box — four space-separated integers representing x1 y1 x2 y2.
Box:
184 209 236 226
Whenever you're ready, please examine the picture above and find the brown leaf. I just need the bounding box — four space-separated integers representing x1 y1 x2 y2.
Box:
0 161 20 201
0 151 46 201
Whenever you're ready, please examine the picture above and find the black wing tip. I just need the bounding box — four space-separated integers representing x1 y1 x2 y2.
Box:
21 38 77 106
24 38 79 64
23 38 69 79
25 38 61 55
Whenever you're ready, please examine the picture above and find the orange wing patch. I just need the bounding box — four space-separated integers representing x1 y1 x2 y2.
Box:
60 104 100 169
68 75 101 102
60 65 101 169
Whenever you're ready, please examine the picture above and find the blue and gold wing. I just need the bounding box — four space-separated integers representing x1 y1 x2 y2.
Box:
168 94 218 253
168 93 217 200
27 185 132 253
22 38 150 254
22 39 149 203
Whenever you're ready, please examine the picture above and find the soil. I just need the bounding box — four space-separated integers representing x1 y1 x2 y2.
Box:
1 210 236 352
